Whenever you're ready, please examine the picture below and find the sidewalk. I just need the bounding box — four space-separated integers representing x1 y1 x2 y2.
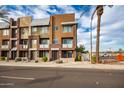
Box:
0 61 124 70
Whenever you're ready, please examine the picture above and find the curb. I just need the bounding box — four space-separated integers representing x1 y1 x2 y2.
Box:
0 62 124 70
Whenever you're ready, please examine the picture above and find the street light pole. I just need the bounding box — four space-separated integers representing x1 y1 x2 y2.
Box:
90 7 97 63
90 21 93 63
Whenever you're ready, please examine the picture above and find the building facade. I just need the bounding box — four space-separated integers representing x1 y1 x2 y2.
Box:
0 13 77 62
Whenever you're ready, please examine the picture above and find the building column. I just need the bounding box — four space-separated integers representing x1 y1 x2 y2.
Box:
59 50 61 60
34 50 38 61
73 51 76 61
0 50 1 57
9 51 11 59
49 50 52 61
37 50 39 59
17 50 19 58
28 50 31 62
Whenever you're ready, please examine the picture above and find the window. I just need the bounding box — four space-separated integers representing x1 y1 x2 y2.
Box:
63 25 72 32
68 51 72 58
62 39 72 44
53 26 58 31
62 51 72 58
3 29 9 35
12 29 17 38
12 41 17 47
32 40 37 44
31 40 37 48
62 39 73 48
23 40 28 45
39 51 49 57
39 27 48 34
32 27 37 32
2 40 9 45
21 28 29 35
21 40 28 45
53 37 58 44
12 28 17 33
41 39 49 44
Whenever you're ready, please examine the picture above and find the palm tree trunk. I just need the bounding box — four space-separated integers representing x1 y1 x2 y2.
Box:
96 14 101 63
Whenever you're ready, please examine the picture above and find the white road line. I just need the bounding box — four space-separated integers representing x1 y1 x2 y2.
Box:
0 76 35 80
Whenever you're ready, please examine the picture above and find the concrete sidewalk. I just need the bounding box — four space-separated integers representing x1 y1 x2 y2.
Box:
0 61 124 70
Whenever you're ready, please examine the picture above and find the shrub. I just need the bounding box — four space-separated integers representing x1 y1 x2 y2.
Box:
78 55 82 61
22 57 28 61
15 57 21 62
75 55 82 61
91 55 96 64
42 56 48 62
0 57 6 61
35 60 38 63
56 60 63 64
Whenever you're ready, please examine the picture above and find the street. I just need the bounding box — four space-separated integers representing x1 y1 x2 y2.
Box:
0 66 124 88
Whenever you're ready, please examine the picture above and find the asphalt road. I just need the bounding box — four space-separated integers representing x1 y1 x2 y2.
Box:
0 66 124 88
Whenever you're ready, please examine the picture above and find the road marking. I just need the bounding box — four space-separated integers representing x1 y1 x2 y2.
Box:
0 76 35 80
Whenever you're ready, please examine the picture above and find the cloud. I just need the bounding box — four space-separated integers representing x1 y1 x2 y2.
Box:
91 6 124 51
76 5 124 52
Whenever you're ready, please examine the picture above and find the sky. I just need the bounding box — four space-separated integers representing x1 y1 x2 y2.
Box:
0 5 124 52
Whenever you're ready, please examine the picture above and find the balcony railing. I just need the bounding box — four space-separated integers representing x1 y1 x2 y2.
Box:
20 45 28 49
1 45 9 49
40 44 49 48
62 44 72 48
21 35 28 39
22 45 28 49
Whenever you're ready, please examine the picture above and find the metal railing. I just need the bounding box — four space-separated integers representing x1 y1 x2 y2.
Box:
40 44 49 48
1 45 9 49
62 44 72 48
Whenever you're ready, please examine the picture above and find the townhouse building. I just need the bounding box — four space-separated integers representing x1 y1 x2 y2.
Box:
0 13 77 62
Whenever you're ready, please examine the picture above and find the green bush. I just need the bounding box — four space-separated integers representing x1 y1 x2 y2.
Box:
75 55 82 61
15 57 22 62
42 56 48 62
91 55 96 64
0 57 6 61
56 60 63 64
22 57 28 61
35 60 38 63
78 55 82 61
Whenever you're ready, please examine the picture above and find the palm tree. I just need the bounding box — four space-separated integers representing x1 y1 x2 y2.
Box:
89 5 103 63
91 5 113 63
95 5 104 63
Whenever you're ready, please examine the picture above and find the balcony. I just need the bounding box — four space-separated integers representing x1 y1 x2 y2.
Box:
1 45 9 49
62 44 72 48
40 44 49 48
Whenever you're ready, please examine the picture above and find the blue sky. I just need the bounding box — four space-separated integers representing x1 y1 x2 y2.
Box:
0 5 124 52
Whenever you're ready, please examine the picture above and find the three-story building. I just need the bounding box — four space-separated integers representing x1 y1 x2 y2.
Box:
0 13 77 62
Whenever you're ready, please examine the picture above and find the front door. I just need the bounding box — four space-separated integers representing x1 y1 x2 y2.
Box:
31 51 35 60
31 51 37 60
52 51 59 60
